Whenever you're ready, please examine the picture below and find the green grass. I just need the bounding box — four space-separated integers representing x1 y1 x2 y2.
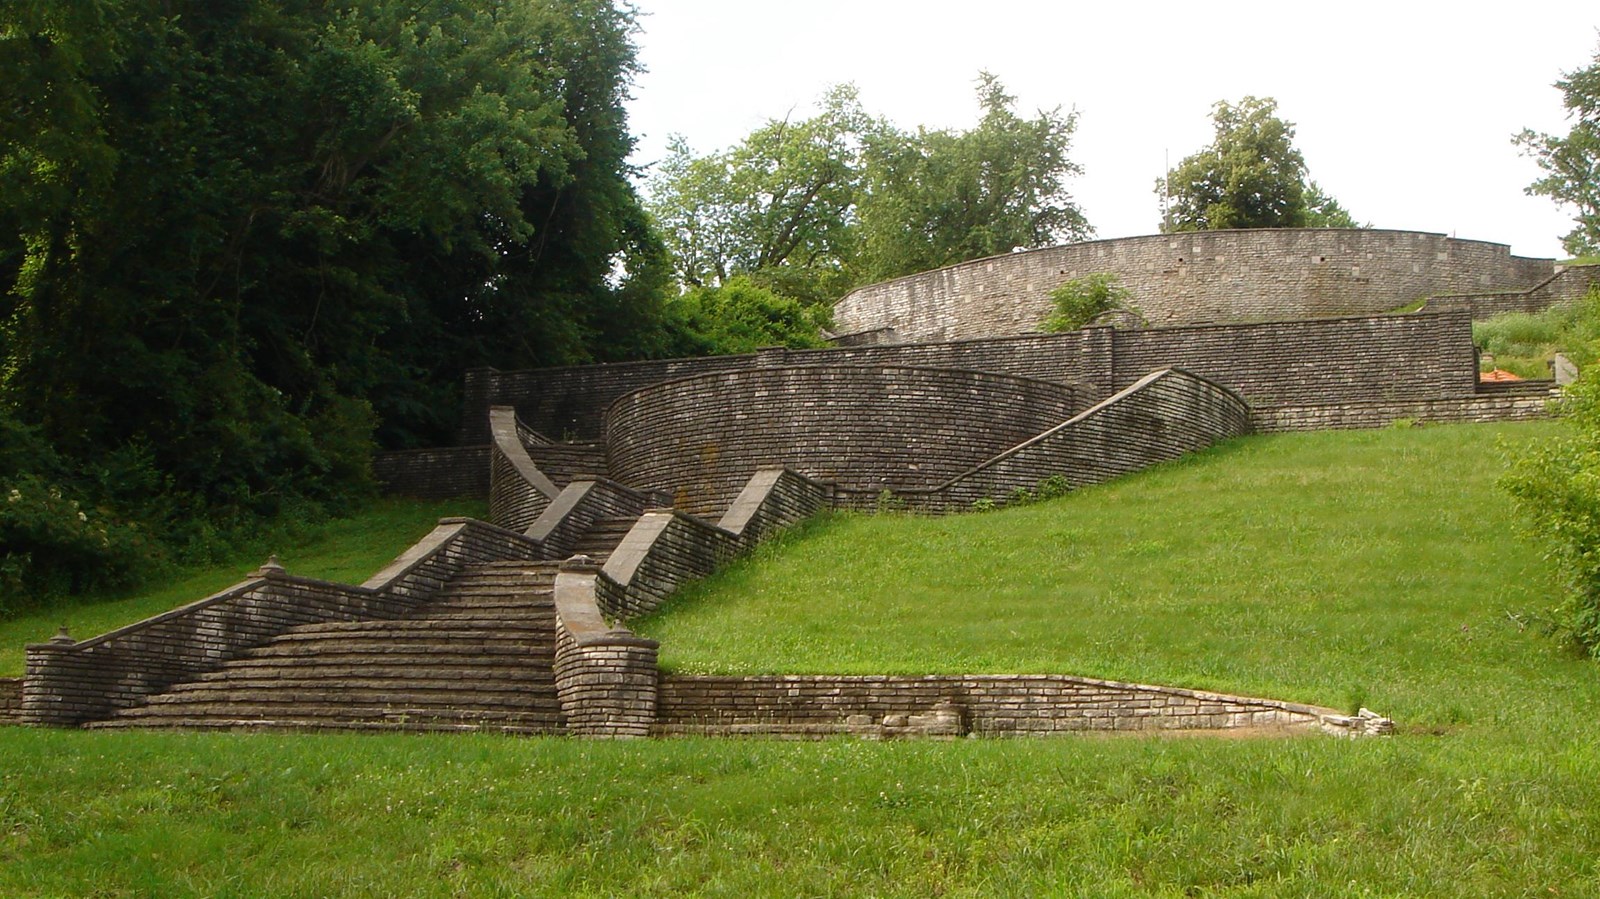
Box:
1473 286 1600 378
4 422 1600 896
0 496 484 675
639 422 1578 731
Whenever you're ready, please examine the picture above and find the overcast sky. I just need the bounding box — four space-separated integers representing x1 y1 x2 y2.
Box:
624 2 1599 260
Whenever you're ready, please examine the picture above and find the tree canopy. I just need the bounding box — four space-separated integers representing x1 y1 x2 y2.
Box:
0 0 666 604
1158 96 1357 232
1516 42 1600 257
645 75 1091 302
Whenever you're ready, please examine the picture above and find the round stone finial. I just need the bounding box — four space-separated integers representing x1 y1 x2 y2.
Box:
253 554 287 578
50 625 74 645
560 553 600 573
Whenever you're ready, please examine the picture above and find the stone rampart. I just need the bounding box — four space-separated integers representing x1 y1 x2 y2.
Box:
835 368 1252 511
832 229 1556 342
463 310 1492 444
605 366 1080 515
1430 264 1600 318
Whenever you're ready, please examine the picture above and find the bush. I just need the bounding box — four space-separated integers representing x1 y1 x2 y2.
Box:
1040 273 1141 332
1474 284 1600 378
1503 372 1600 655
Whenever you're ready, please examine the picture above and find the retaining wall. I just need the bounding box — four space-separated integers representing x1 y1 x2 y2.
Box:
833 229 1555 341
0 678 20 725
1430 264 1600 318
373 446 490 498
462 311 1484 443
655 674 1343 737
835 368 1252 511
606 366 1080 515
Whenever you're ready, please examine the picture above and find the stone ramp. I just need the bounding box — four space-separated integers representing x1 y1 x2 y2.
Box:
89 560 566 734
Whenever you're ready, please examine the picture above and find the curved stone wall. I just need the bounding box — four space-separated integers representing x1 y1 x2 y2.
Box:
833 229 1556 343
604 366 1080 515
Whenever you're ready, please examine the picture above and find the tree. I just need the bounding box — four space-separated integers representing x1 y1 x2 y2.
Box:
855 73 1090 282
660 277 831 356
647 85 873 302
1516 43 1600 257
1158 96 1356 232
0 0 665 603
645 75 1092 299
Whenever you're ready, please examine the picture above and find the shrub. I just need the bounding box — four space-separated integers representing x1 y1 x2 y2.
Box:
1040 273 1141 332
1503 371 1600 655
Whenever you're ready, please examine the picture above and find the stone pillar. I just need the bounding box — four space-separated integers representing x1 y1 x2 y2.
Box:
20 626 91 727
552 556 659 738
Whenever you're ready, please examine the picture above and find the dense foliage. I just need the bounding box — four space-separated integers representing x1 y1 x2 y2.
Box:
1516 41 1600 257
1473 283 1600 378
1159 96 1357 232
1038 273 1140 332
0 0 665 605
646 74 1090 307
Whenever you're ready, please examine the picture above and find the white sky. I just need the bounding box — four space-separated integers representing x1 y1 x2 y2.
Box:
624 1 1599 260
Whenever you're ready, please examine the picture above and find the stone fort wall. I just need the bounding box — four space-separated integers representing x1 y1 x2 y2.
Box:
832 229 1556 342
459 309 1484 446
605 366 1081 514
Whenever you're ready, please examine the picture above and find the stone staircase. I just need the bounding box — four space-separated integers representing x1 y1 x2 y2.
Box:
89 518 638 734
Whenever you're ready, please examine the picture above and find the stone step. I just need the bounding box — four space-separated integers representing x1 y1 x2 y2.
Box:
144 682 557 706
90 710 561 733
184 658 554 681
267 620 551 638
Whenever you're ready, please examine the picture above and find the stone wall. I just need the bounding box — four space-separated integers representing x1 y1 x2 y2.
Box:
655 674 1344 738
0 678 21 725
835 368 1251 511
1431 264 1600 318
462 311 1487 444
832 229 1556 342
21 519 541 727
606 366 1080 515
373 446 490 499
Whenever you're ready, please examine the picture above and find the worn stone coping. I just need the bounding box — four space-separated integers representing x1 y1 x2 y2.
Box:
526 478 659 544
601 362 1087 427
362 517 536 589
836 367 1248 502
489 406 558 499
553 560 658 649
833 229 1552 303
29 517 537 653
718 468 830 538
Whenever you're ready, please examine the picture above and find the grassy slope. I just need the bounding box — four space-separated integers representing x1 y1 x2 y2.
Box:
3 423 1599 896
640 422 1576 730
0 497 485 675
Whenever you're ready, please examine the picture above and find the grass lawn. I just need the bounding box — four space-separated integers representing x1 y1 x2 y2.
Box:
2 422 1598 896
0 496 484 676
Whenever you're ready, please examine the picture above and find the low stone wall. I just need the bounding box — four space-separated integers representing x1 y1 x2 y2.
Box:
1256 386 1555 432
836 368 1251 511
655 674 1357 738
373 446 490 499
489 407 560 532
1432 264 1600 318
21 518 542 727
0 678 21 725
547 467 833 738
606 365 1080 515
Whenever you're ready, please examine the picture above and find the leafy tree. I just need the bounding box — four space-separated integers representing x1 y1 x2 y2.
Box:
1158 96 1356 232
1516 43 1600 257
661 277 831 356
645 75 1091 298
1040 273 1140 332
855 73 1090 282
0 0 663 603
647 85 873 300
